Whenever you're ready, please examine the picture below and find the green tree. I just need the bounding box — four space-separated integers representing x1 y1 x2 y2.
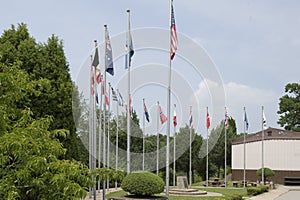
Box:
256 168 275 182
0 61 92 199
0 23 87 162
277 83 300 131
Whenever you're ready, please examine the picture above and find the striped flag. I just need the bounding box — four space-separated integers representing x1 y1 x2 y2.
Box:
159 104 168 124
170 1 178 60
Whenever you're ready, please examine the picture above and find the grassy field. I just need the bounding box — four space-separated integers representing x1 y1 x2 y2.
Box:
105 187 247 200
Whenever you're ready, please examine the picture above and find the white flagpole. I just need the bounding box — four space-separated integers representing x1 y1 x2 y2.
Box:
166 0 173 196
261 106 265 184
156 101 160 175
173 104 176 186
115 89 119 189
107 82 111 190
206 107 209 187
98 74 103 192
142 98 145 171
243 107 246 188
189 106 192 187
88 54 92 198
126 9 131 174
102 25 107 199
224 107 227 188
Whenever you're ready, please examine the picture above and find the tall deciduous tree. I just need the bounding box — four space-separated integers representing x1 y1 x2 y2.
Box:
0 23 88 162
278 83 300 131
0 61 92 199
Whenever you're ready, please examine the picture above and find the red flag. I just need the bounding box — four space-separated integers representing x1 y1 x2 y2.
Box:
159 105 168 124
170 2 178 60
90 67 95 95
206 110 210 129
105 92 109 106
173 106 177 127
130 97 133 118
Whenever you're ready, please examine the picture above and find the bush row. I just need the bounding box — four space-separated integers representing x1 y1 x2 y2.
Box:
247 185 269 196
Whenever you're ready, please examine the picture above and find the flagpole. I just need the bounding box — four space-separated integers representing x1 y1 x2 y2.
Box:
156 101 160 176
102 25 107 199
93 51 97 199
88 54 92 198
189 106 192 187
115 89 119 189
206 107 209 187
166 0 174 196
126 9 131 175
243 107 246 188
107 82 111 190
224 107 227 188
261 106 264 184
98 74 103 192
173 104 176 186
142 98 145 171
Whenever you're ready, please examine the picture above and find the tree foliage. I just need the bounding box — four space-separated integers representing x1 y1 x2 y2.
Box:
0 23 88 162
277 83 300 131
0 109 92 199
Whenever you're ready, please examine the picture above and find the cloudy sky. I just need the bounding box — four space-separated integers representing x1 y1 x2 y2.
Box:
1 0 299 136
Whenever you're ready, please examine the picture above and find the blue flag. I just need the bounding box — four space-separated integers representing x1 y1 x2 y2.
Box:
144 102 150 122
244 111 249 131
106 30 114 76
125 34 134 69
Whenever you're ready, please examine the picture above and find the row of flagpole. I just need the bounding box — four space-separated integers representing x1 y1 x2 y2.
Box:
88 1 269 198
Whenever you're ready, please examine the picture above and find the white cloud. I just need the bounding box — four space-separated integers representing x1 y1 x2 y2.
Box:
194 79 279 134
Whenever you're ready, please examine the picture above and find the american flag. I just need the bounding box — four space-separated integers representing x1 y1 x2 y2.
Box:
170 2 178 60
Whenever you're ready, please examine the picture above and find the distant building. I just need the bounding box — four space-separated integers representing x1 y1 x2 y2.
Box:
231 127 300 184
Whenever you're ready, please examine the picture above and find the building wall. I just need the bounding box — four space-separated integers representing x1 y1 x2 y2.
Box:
232 169 300 184
232 139 300 170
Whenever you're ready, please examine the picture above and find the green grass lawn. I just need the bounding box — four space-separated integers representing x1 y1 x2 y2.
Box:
105 187 247 200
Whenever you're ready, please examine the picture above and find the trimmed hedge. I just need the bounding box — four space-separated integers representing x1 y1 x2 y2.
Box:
247 185 269 196
121 171 164 196
226 194 243 200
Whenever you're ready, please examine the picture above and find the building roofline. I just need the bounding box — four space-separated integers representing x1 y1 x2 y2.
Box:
232 127 300 145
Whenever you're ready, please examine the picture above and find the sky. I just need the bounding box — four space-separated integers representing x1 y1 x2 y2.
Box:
1 0 300 137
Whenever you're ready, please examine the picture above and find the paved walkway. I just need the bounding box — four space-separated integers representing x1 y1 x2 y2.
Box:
249 185 300 200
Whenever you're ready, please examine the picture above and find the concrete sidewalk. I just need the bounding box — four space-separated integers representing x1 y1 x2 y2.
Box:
248 185 289 200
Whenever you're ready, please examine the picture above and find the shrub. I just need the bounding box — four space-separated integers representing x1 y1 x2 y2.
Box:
256 168 275 181
247 185 269 196
121 171 164 196
226 194 243 200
